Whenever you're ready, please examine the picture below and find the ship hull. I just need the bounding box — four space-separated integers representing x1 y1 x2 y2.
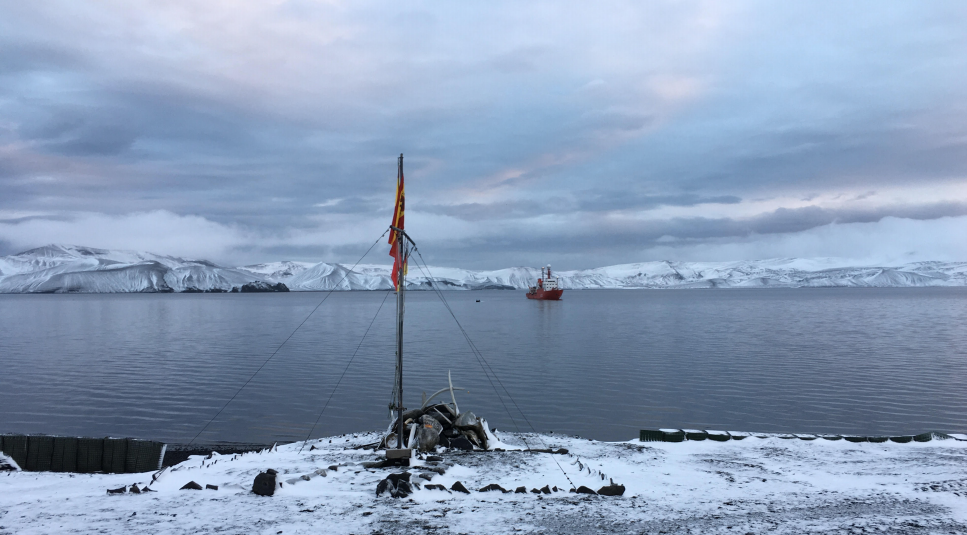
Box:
526 288 563 300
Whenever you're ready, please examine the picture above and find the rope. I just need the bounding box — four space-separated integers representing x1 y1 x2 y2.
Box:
187 229 390 446
410 250 577 489
299 290 391 452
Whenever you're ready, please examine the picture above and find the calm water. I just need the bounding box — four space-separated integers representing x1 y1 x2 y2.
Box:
1 288 965 445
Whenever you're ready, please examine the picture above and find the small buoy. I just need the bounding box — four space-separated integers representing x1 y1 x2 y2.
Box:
476 299 480 302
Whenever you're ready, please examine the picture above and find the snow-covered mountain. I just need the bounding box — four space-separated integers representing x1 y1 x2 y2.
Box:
1 245 966 293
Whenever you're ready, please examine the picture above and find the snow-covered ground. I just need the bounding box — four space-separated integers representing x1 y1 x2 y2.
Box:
2 432 966 534
2 244 967 293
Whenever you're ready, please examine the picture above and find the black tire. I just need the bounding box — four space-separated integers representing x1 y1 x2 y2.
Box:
889 436 913 443
685 431 708 441
868 436 888 443
913 433 933 443
661 430 685 443
639 430 663 443
844 436 867 443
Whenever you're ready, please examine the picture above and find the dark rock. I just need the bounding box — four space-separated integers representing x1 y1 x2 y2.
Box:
416 414 443 452
206 484 219 490
478 483 509 493
129 485 141 494
540 485 551 495
309 445 318 451
576 486 597 495
376 474 414 498
448 437 474 451
426 455 443 462
450 481 471 494
597 484 625 496
107 486 126 495
395 481 414 497
552 486 559 492
530 488 541 494
141 486 155 492
375 478 394 497
425 484 449 492
180 481 203 490
421 466 446 475
515 486 527 494
239 281 289 292
253 470 277 496
386 471 411 485
328 465 339 471
418 472 435 481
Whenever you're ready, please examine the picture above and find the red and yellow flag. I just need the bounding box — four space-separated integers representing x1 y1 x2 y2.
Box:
388 155 406 289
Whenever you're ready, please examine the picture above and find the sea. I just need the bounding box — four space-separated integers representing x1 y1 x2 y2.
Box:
1 288 965 445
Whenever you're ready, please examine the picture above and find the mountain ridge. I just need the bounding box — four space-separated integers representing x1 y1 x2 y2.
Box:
1 244 966 293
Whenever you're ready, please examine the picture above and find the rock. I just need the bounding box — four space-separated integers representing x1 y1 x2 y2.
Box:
386 471 411 485
129 485 141 494
454 412 479 429
421 466 446 475
239 281 289 292
376 472 414 498
530 488 541 494
576 486 597 495
107 486 126 495
426 455 443 462
309 445 318 451
448 437 474 451
418 472 435 481
314 469 327 477
328 465 339 471
478 483 509 493
540 485 551 495
597 484 625 496
141 486 155 493
425 484 449 492
416 414 443 452
461 429 483 448
206 484 218 490
253 470 278 496
450 481 471 494
515 486 527 494
180 481 203 490
552 486 559 492
375 478 394 497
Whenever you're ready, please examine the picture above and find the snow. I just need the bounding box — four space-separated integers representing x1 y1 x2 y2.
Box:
2 432 966 534
2 245 967 293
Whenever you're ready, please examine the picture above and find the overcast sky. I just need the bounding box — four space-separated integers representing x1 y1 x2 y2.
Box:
1 1 966 269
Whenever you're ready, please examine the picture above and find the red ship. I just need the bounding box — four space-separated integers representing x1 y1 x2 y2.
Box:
526 265 564 300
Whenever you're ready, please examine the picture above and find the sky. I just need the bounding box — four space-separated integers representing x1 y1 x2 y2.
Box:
1 0 966 269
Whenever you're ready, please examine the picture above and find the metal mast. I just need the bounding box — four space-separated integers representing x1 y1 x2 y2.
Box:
390 154 412 452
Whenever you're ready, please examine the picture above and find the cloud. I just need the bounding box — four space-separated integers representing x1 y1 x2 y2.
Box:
639 216 967 265
1 2 966 267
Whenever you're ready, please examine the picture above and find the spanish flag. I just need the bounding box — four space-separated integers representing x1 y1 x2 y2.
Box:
388 154 406 289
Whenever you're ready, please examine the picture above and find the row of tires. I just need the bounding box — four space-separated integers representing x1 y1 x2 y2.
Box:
639 429 950 443
0 434 165 473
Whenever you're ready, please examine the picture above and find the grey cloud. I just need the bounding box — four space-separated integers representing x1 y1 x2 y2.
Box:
1 2 966 267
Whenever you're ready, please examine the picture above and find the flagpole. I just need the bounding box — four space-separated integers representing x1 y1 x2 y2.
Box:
395 153 405 451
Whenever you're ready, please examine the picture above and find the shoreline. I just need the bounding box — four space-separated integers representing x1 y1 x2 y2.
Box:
3 431 967 534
